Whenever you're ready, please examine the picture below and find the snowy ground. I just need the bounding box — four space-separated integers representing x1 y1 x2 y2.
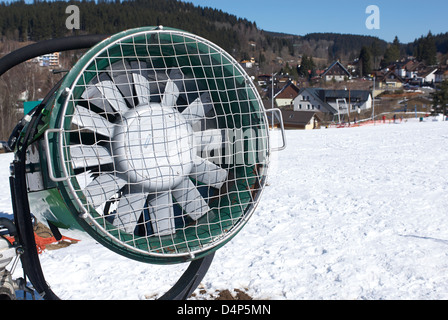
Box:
1 118 448 300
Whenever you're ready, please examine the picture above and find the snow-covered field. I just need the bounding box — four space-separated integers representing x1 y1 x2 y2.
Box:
1 118 448 300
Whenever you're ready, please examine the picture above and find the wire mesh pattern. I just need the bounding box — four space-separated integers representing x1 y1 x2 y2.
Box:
55 28 269 260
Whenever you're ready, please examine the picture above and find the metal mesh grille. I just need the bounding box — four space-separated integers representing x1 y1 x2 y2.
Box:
55 28 269 260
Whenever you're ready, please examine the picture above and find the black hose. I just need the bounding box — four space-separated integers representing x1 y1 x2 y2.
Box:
3 35 108 300
0 34 109 77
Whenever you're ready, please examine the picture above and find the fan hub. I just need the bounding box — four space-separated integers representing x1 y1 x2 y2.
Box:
112 104 195 191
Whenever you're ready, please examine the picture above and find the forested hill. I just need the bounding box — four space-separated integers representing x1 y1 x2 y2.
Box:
0 0 252 54
1 0 447 70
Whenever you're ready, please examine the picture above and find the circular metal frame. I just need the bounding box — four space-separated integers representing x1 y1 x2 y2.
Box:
46 27 270 264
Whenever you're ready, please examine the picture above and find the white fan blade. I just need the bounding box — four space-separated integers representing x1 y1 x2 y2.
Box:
148 192 175 236
181 93 213 123
190 156 228 189
172 177 209 221
132 73 150 106
72 105 115 137
70 145 113 169
194 129 225 151
114 192 148 233
95 80 129 113
81 86 115 113
84 174 126 208
161 78 179 107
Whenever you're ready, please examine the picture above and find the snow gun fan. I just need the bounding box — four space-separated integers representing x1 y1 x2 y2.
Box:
13 26 279 266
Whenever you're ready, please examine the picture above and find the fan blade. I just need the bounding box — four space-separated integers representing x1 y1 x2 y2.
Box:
106 60 134 105
181 93 213 123
172 177 209 221
72 105 115 137
107 60 131 77
81 86 115 113
190 156 228 189
148 192 175 236
169 68 183 80
132 73 150 106
84 173 126 208
70 145 114 169
95 80 129 113
161 78 180 107
194 129 225 151
114 191 148 233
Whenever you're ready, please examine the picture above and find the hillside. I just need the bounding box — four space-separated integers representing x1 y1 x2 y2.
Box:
0 0 447 139
1 0 447 70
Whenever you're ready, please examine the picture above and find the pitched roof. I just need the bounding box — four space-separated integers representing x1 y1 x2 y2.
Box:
377 70 405 83
322 89 371 101
274 81 300 99
419 67 438 78
281 110 322 127
322 61 351 77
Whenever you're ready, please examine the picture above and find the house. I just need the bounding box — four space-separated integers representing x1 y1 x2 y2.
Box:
435 67 448 83
274 81 300 108
377 69 405 89
280 110 322 130
393 59 415 78
323 89 372 114
321 61 352 82
347 58 360 75
293 88 372 115
257 74 272 86
35 52 60 67
419 67 438 85
294 87 337 114
405 61 426 80
240 57 255 69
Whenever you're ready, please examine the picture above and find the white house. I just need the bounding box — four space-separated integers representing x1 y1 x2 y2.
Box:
293 88 337 113
293 88 372 115
419 68 438 85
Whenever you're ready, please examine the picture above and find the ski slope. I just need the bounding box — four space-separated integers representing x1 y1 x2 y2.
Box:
1 118 447 300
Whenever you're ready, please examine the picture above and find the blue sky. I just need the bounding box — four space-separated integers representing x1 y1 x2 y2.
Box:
182 0 448 43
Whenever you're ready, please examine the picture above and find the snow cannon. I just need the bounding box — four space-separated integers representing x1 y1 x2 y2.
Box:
2 27 285 299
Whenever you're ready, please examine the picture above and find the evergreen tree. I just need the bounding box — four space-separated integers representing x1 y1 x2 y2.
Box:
370 38 384 70
415 31 437 65
432 79 448 117
298 54 315 78
359 46 372 77
381 36 401 68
